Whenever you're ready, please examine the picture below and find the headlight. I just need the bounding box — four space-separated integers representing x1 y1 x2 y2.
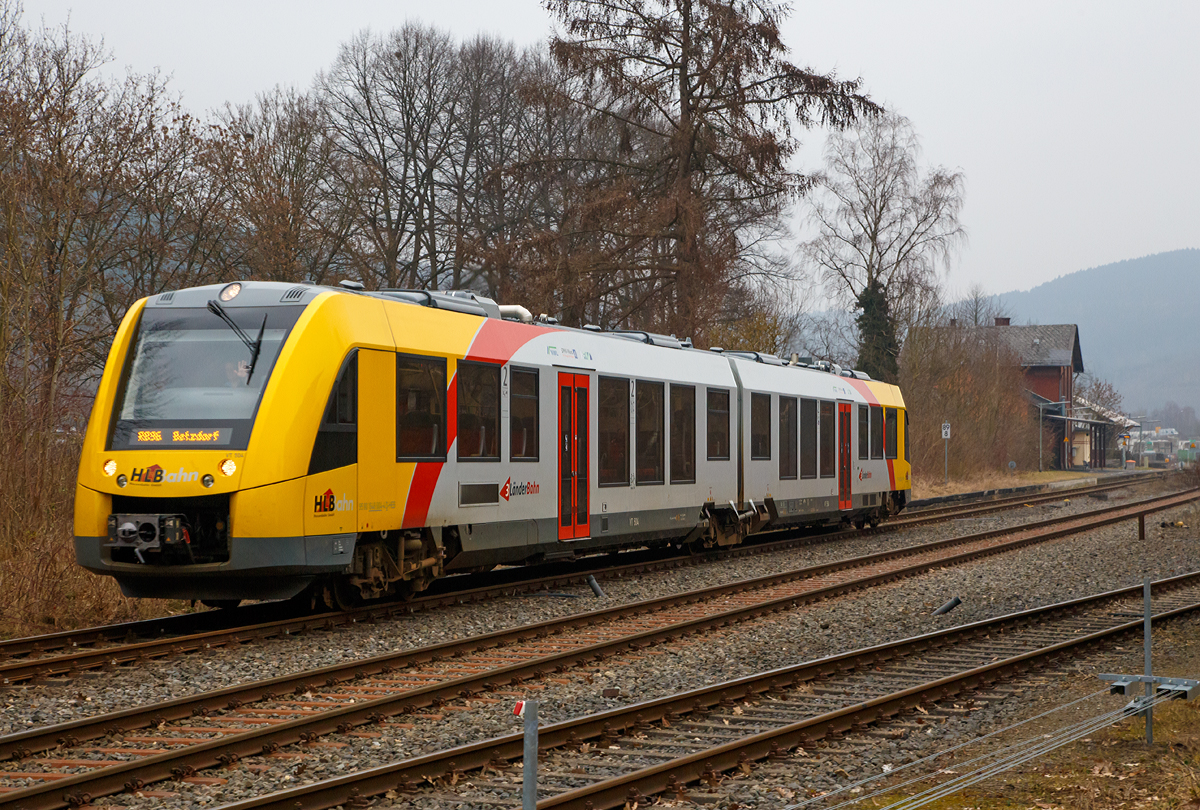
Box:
202 474 215 488
219 282 242 301
219 459 237 476
102 459 117 477
116 474 128 488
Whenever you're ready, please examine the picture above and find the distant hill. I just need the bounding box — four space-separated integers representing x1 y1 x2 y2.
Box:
993 249 1200 414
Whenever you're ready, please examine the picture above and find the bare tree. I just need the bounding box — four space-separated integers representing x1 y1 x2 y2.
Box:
806 112 965 379
214 88 352 285
949 282 1007 327
544 0 880 342
318 25 459 289
901 318 1039 480
1075 373 1124 415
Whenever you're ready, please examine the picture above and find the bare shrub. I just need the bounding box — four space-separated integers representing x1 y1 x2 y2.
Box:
901 320 1040 482
0 402 171 635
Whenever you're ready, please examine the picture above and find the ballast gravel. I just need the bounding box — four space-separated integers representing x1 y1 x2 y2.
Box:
3 477 1198 810
0 479 1170 732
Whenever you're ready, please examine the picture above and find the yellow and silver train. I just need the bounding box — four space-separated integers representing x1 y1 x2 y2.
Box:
75 281 911 606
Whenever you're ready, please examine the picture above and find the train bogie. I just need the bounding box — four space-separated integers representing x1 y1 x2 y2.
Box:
74 282 911 604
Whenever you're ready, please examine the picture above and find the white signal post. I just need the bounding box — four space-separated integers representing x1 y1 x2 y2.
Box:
942 422 951 484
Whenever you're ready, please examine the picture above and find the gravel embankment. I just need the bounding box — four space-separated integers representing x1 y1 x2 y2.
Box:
0 481 1170 734
20 480 1193 810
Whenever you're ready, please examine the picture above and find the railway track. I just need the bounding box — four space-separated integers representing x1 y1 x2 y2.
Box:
0 486 1192 809
0 475 1157 685
210 571 1200 810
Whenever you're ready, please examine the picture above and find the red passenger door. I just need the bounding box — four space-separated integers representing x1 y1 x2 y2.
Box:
558 372 591 540
837 402 852 510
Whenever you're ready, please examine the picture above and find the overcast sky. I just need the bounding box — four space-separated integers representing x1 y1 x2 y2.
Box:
22 0 1200 298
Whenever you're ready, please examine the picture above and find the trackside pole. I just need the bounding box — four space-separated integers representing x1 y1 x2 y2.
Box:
1144 578 1153 745
942 422 951 484
1100 577 1198 746
518 700 538 810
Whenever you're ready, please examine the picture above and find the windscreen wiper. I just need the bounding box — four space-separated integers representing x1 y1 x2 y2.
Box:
207 300 267 385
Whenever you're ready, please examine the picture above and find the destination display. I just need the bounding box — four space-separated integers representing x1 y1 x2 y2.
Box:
130 428 232 446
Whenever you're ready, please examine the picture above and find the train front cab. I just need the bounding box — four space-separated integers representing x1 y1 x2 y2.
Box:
74 287 402 602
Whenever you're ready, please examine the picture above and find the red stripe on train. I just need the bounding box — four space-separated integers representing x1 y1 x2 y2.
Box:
401 319 546 530
402 371 460 529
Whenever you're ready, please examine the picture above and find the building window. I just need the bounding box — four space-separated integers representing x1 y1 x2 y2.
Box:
636 380 665 484
885 406 898 460
858 404 869 461
819 400 836 478
800 398 817 479
670 384 696 484
750 393 771 460
396 354 446 460
870 405 884 460
309 351 357 475
598 377 629 486
780 396 797 479
510 368 538 460
707 388 730 460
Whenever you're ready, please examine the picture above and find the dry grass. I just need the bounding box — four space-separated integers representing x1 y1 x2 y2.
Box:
0 420 179 638
912 470 1094 501
850 618 1200 809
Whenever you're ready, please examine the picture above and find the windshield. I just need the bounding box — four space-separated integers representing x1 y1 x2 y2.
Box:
109 305 305 450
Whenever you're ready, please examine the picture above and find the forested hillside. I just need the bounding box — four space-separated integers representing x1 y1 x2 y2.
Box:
995 249 1200 413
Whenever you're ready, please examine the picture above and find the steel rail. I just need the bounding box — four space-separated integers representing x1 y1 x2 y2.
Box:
0 474 1149 665
898 473 1159 519
8 481 1187 692
202 570 1200 810
3 485 1191 753
0 488 1192 809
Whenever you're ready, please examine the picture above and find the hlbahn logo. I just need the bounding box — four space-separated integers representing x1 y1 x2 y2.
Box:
314 489 354 515
500 478 540 501
130 464 198 484
858 469 873 481
131 464 164 483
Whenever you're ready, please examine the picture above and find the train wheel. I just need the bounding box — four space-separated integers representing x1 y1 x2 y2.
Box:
853 518 866 531
319 578 362 612
200 599 241 609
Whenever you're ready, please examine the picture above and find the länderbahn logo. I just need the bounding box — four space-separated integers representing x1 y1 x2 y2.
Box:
500 478 540 501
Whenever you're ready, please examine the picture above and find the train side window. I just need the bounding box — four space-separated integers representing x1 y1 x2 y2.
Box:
819 400 835 478
458 361 500 461
904 410 910 462
396 354 446 460
800 398 817 479
706 388 730 460
750 392 771 460
858 405 869 460
870 405 884 460
599 377 629 486
510 367 539 461
308 350 358 475
779 396 797 479
636 380 665 485
885 407 898 460
670 384 696 484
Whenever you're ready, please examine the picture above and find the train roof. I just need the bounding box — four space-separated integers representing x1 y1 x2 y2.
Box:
144 280 885 388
